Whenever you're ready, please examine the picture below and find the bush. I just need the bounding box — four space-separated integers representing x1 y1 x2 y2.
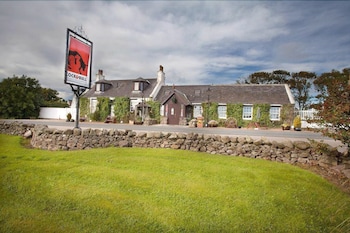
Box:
225 117 237 128
66 113 72 122
208 120 218 127
293 115 302 130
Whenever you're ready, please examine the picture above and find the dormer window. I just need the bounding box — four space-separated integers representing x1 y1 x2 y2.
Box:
133 78 149 92
95 81 111 93
134 81 144 91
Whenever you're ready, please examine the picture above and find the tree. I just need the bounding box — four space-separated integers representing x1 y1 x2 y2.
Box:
0 75 43 118
244 72 271 84
289 71 316 110
312 69 350 153
41 88 68 107
241 70 291 84
271 70 291 84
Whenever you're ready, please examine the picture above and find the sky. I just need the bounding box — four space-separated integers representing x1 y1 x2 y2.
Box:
0 1 349 100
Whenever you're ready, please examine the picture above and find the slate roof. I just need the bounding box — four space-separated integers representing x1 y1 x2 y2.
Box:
160 89 192 105
155 84 294 105
83 78 158 98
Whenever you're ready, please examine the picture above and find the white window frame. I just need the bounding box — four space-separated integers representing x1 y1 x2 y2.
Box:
242 105 253 120
134 82 140 91
270 105 281 121
218 104 227 119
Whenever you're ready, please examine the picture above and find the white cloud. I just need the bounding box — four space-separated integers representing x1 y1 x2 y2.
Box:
0 1 349 100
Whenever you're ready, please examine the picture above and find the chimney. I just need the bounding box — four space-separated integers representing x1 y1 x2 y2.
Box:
157 65 165 84
96 69 105 82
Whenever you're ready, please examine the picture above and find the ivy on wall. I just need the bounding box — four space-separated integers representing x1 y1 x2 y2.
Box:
252 103 271 127
202 102 218 122
147 100 161 123
113 97 130 123
227 103 244 127
91 97 110 121
79 97 89 119
281 104 294 125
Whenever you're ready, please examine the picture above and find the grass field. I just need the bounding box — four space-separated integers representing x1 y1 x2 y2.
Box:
1 134 350 232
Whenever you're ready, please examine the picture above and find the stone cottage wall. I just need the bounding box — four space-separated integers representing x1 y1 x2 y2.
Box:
1 121 349 178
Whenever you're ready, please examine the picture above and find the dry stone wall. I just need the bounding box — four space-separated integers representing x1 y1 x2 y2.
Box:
1 121 350 178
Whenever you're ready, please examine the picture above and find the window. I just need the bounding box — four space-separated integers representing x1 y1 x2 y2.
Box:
218 105 227 119
134 82 145 91
270 105 281 121
96 83 101 92
193 105 202 118
242 105 253 120
160 105 164 116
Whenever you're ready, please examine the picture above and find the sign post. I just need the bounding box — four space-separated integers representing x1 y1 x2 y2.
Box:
64 28 93 128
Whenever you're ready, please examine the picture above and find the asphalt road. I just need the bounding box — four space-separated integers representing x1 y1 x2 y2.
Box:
2 119 345 150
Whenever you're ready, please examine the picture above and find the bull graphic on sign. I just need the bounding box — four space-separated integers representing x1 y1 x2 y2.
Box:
68 50 87 74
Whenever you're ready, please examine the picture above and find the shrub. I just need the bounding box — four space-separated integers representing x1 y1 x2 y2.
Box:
293 115 302 130
208 120 218 127
225 117 237 128
66 113 72 122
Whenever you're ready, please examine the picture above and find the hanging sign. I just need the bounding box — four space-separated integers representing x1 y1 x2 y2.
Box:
64 28 93 88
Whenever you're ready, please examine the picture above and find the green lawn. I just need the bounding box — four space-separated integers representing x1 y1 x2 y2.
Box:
1 134 350 233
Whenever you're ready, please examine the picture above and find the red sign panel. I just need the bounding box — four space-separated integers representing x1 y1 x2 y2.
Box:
64 28 93 88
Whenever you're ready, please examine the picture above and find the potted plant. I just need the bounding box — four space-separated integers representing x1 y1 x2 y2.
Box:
281 123 291 130
293 115 302 131
135 116 143 125
66 113 72 122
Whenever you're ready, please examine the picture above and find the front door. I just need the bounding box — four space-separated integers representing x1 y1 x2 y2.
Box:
167 102 181 125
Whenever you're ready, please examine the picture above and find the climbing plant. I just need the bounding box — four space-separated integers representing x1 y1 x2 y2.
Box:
252 103 271 127
79 97 89 119
280 104 294 125
91 97 110 121
113 97 130 123
147 100 161 122
202 102 218 122
227 103 243 127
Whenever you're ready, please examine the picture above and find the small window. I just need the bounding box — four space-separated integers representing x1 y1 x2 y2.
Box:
195 90 201 96
139 82 144 91
193 105 202 118
218 105 227 119
242 105 253 120
270 106 281 121
134 82 140 91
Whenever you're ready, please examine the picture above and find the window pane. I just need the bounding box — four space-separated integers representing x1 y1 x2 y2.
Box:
270 106 280 121
193 105 202 118
218 105 227 119
242 105 252 119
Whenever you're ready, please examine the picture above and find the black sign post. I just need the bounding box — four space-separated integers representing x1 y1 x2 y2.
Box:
64 27 93 129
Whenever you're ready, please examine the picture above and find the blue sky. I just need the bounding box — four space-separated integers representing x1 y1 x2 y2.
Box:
0 1 349 99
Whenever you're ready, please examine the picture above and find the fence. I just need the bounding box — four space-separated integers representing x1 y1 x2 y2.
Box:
294 108 319 121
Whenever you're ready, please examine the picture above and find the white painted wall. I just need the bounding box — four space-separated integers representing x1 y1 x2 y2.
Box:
39 107 76 120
